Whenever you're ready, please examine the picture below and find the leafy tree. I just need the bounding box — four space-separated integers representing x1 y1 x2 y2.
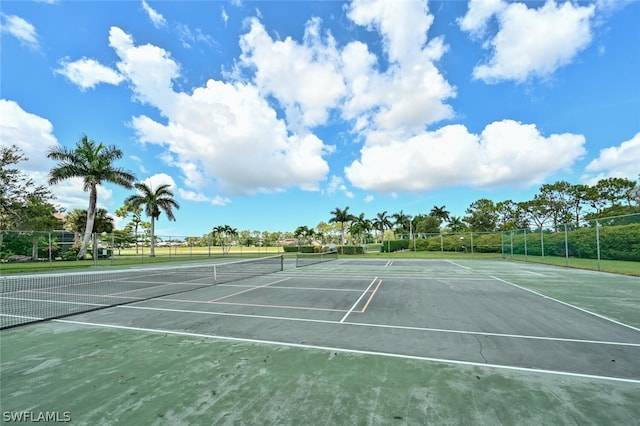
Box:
519 198 552 230
1 145 55 229
115 204 146 253
537 181 574 232
495 200 528 231
329 206 356 246
464 198 498 232
47 135 135 259
64 208 115 240
567 183 591 227
594 177 637 208
124 182 179 257
412 214 440 234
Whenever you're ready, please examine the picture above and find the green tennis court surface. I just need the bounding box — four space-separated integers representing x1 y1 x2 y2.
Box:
2 258 639 424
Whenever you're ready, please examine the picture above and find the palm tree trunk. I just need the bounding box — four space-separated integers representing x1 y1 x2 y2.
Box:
150 217 156 257
78 186 97 259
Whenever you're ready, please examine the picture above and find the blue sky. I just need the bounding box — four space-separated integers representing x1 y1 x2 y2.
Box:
2 0 639 237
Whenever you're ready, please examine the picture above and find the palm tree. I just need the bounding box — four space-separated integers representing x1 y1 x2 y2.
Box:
124 182 179 257
349 213 371 246
430 205 450 228
372 211 392 245
212 225 226 248
448 216 466 233
329 206 356 246
392 210 412 234
47 135 136 259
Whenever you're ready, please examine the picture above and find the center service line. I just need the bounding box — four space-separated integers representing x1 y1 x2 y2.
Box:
340 277 378 323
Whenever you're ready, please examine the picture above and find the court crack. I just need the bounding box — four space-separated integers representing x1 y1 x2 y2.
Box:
473 335 488 363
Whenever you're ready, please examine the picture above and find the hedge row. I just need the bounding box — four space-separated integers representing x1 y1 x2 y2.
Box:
381 223 639 261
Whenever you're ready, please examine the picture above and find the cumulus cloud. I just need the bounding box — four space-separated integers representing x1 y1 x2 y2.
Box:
56 57 124 90
582 132 640 182
239 17 346 130
345 120 586 193
104 27 331 196
460 0 595 83
0 99 117 211
342 0 455 135
0 13 39 50
0 99 57 170
141 0 167 29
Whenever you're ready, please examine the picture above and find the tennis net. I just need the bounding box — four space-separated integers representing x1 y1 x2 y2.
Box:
0 255 283 329
295 250 339 268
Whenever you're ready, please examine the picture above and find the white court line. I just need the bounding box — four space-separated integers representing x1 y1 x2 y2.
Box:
445 260 471 270
340 277 378 323
116 305 640 348
54 319 640 385
490 275 640 333
523 270 546 276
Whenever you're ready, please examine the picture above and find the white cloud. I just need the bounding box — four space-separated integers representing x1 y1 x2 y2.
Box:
345 120 586 193
56 57 124 90
363 195 374 203
139 173 177 192
211 195 232 206
460 0 595 83
141 0 167 29
221 7 229 25
0 13 39 50
458 0 506 38
239 17 346 130
105 27 331 196
324 175 354 198
109 26 180 110
582 132 640 182
342 0 455 134
0 99 57 171
347 0 433 65
176 23 215 49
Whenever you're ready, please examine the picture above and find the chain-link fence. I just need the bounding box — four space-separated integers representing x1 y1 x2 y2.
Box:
388 213 639 273
500 213 639 271
0 231 284 269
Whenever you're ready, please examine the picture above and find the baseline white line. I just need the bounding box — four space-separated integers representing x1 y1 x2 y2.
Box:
116 305 640 348
490 275 640 333
340 277 378 323
53 319 640 384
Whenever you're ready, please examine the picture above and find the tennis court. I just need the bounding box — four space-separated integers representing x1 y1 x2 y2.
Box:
1 255 639 424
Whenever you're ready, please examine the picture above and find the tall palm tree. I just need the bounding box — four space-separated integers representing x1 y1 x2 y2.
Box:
372 211 392 245
430 205 450 228
349 213 371 246
329 206 356 246
392 210 412 234
47 135 136 259
124 182 179 257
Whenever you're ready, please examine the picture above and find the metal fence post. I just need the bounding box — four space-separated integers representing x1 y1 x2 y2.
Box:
564 224 569 267
596 219 601 272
